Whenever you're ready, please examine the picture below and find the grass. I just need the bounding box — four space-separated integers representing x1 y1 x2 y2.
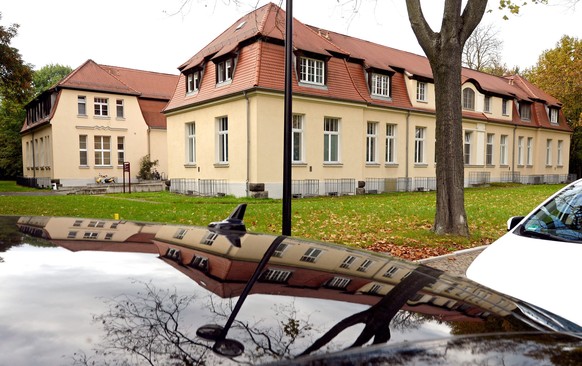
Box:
0 181 564 258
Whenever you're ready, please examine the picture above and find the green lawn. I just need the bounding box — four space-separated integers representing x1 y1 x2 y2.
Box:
0 181 563 259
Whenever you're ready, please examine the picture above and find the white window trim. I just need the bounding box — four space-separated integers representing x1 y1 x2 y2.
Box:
371 73 390 98
216 117 229 164
414 127 426 164
416 81 427 102
386 124 397 164
186 122 196 165
366 122 378 164
292 114 304 163
324 117 340 163
299 56 325 85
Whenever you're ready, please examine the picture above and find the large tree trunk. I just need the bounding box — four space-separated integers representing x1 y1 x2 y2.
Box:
406 0 487 237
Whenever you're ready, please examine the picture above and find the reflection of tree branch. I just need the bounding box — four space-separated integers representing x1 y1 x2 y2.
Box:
300 265 443 356
72 281 212 366
208 298 315 363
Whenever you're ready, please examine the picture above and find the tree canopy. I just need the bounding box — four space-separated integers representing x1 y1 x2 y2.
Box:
32 63 72 97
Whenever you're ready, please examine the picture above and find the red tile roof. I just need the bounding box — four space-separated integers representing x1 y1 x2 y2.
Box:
165 2 569 133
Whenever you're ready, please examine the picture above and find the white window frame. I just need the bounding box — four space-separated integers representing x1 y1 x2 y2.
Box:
292 114 304 163
217 117 229 164
94 97 109 117
500 135 508 165
117 136 125 166
186 122 196 164
414 127 426 164
261 269 291 283
94 136 111 166
464 131 472 165
78 96 86 115
187 71 201 93
486 133 494 165
549 108 559 124
357 259 373 272
416 81 427 102
527 137 533 165
300 248 322 263
340 255 356 269
462 88 475 110
520 102 531 121
300 56 324 85
324 117 340 163
557 140 564 166
116 99 124 118
371 73 390 97
217 59 233 84
484 96 491 113
366 122 378 163
517 136 524 166
385 124 396 164
383 266 399 278
327 276 350 289
502 99 510 116
546 139 553 166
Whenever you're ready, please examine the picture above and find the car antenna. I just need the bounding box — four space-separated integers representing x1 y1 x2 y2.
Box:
208 203 247 232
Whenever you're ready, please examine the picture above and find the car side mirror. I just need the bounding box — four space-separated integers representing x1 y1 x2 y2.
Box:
507 216 525 231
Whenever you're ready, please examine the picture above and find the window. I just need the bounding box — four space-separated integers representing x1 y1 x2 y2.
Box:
546 139 553 166
217 117 229 163
323 117 340 163
299 57 324 85
340 255 356 269
327 277 351 289
88 221 105 228
371 73 390 97
79 135 88 166
484 96 491 113
383 266 399 278
186 70 201 93
414 127 426 164
189 256 208 271
502 99 510 116
462 88 475 110
557 140 564 166
486 133 494 165
369 284 382 294
73 220 83 227
416 81 427 102
500 135 508 165
78 96 86 115
386 124 396 164
94 136 111 166
116 99 124 118
201 232 218 245
366 122 378 163
260 269 292 283
464 131 472 165
83 232 99 239
273 242 289 258
292 114 304 162
94 97 109 116
186 122 196 164
216 58 233 83
549 108 559 124
527 137 533 165
67 231 77 239
117 137 124 165
357 259 373 272
520 102 531 121
517 137 524 165
300 248 322 263
104 233 114 240
173 228 187 239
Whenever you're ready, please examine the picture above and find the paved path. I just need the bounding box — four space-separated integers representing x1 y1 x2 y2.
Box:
416 245 488 277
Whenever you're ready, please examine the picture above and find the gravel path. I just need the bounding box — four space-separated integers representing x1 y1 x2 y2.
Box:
416 245 488 277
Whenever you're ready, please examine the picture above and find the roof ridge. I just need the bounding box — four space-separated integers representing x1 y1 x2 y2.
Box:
58 59 95 87
99 64 178 77
97 64 141 95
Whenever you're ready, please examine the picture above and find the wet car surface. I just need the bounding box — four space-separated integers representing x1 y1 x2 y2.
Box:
1 210 582 365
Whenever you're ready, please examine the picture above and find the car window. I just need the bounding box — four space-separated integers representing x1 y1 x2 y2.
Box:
521 182 582 242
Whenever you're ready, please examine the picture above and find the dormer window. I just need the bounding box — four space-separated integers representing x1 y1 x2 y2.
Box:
462 88 475 110
216 58 234 84
519 102 531 121
186 70 201 93
299 56 325 85
370 73 390 98
549 107 559 124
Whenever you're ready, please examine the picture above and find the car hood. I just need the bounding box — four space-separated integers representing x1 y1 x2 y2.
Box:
1 215 581 365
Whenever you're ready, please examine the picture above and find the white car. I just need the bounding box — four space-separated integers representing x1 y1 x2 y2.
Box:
467 179 582 328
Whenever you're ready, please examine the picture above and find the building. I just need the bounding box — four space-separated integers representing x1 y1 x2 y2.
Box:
163 3 571 198
20 60 178 188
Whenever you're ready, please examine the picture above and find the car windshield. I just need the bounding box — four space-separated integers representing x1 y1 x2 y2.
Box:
520 182 582 242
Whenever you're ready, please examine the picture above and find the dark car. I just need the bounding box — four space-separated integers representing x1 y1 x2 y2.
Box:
1 205 581 365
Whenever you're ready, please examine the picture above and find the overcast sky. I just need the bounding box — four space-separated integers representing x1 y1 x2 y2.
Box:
2 0 580 75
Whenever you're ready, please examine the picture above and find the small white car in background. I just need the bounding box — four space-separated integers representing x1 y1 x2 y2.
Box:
467 179 582 328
